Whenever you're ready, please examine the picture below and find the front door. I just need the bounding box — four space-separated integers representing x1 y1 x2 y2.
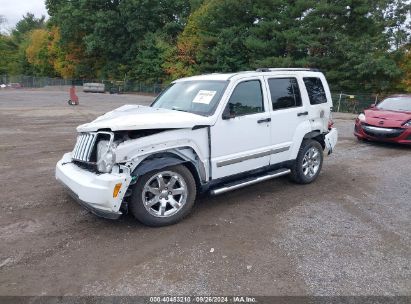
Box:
211 78 272 179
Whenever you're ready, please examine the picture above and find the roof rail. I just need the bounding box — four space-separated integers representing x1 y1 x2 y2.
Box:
256 68 321 72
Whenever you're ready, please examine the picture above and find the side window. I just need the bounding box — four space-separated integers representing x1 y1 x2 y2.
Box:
268 78 302 110
303 77 327 105
226 80 264 116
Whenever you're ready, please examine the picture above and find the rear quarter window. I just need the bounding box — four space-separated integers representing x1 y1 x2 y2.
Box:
303 77 327 105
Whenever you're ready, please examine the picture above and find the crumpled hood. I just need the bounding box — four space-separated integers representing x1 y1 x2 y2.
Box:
77 105 212 132
364 108 411 128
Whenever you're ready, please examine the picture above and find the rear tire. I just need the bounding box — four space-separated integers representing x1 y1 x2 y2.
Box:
290 139 323 184
129 165 196 227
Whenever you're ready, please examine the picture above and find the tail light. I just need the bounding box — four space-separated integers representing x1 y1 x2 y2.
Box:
328 119 334 130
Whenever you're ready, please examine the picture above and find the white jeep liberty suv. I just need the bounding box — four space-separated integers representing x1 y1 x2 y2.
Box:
56 68 338 226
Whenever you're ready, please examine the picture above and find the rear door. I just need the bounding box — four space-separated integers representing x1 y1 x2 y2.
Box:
264 76 309 164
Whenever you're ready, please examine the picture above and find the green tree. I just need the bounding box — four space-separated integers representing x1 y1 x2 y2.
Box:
12 13 46 43
2 0 408 92
0 34 18 75
172 0 410 92
1 13 47 76
396 43 411 92
172 0 255 78
25 29 56 76
291 0 410 92
46 0 192 79
130 32 173 83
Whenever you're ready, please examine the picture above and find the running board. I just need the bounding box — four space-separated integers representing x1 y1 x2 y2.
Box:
210 168 291 196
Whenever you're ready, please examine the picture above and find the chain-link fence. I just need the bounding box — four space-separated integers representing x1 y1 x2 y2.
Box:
101 80 165 94
1 75 165 95
2 75 394 114
1 75 73 88
330 92 391 114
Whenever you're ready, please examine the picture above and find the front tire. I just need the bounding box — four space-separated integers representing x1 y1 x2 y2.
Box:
129 165 196 227
290 139 323 184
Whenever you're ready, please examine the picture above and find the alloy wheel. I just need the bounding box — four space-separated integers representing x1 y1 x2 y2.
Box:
141 171 188 218
302 147 321 178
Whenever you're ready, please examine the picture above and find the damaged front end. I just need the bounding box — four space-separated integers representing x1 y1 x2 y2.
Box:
70 129 168 173
57 126 209 219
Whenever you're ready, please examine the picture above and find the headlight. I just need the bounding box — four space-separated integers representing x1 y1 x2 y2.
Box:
403 120 411 127
358 113 366 122
96 140 116 173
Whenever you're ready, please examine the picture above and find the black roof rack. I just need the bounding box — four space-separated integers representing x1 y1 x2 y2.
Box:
256 68 321 72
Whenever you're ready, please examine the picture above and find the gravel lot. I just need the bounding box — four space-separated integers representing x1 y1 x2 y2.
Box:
0 88 410 296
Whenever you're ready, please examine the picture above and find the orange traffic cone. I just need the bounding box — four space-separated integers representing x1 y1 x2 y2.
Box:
68 85 79 105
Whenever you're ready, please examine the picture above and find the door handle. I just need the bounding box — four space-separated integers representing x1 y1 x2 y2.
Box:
257 118 271 124
297 111 309 117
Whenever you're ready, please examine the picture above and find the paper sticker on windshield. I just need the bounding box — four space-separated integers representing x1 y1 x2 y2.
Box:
192 90 217 105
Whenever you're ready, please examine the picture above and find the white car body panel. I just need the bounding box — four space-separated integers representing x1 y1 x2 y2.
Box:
288 120 316 159
77 105 212 132
262 75 311 164
115 128 210 181
56 153 132 215
301 72 333 132
210 75 272 179
325 128 338 153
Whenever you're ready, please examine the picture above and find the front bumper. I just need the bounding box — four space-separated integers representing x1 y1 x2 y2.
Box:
55 153 132 219
354 121 411 145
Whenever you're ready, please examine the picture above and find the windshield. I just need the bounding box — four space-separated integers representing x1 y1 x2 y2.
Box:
377 96 411 112
151 80 228 116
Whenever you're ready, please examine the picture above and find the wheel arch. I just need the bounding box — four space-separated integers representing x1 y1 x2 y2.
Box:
303 130 326 150
290 123 324 160
131 151 203 191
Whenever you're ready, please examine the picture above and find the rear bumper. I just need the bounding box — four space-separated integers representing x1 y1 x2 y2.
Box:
354 121 411 145
55 153 132 219
325 128 338 154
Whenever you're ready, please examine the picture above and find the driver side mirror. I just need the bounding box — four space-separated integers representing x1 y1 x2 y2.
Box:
222 104 236 120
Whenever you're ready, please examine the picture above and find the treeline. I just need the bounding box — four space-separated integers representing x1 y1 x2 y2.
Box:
0 0 410 92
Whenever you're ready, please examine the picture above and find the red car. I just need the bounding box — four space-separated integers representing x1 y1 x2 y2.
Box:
354 95 411 145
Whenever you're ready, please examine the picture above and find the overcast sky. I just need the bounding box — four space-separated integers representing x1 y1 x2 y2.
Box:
0 0 48 31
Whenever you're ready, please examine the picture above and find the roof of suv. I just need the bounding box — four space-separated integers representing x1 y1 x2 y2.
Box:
174 68 324 82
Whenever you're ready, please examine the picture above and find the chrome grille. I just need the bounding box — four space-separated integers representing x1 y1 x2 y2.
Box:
72 133 97 162
362 125 404 139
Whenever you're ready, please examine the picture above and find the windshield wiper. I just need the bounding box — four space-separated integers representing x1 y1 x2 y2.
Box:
172 107 190 113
